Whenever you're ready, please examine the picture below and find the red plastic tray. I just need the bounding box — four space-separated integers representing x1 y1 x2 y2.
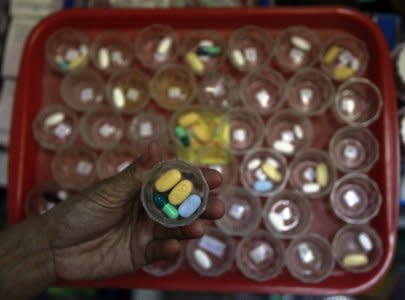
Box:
9 7 399 295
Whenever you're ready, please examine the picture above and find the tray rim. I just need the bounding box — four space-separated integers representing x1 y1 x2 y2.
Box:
8 6 399 295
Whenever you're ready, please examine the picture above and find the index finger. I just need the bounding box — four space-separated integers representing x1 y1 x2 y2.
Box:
200 168 223 190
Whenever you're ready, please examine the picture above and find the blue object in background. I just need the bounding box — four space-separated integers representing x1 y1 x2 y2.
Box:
257 0 274 6
64 0 75 8
374 13 401 50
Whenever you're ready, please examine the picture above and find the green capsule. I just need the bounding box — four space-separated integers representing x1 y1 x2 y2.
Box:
162 203 179 219
181 136 190 147
153 192 168 209
197 46 221 56
176 126 187 138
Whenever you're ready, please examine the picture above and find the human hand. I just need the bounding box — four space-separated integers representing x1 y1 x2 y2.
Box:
43 141 224 281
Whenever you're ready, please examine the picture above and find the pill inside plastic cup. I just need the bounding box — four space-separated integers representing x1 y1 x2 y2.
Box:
141 160 209 227
194 249 212 269
298 243 315 264
358 232 373 252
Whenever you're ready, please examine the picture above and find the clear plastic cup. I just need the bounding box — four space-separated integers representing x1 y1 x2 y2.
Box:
186 226 235 277
128 112 168 153
334 78 383 127
286 68 334 116
52 145 98 191
90 31 134 73
33 105 79 151
240 68 286 116
195 146 237 191
286 234 335 283
135 24 179 70
169 105 216 149
265 110 313 157
96 144 138 180
141 160 209 228
392 43 405 102
60 68 105 112
197 72 239 109
79 106 125 150
263 191 313 239
330 173 382 224
289 149 336 198
329 126 379 173
236 229 285 281
240 148 288 197
142 245 184 277
216 187 261 236
182 30 226 75
217 108 264 155
332 224 383 273
274 26 321 72
320 35 369 82
228 26 273 72
24 183 72 217
106 68 150 114
45 28 89 73
150 64 196 111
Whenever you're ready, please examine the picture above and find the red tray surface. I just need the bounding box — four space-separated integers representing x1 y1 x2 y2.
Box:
9 7 399 295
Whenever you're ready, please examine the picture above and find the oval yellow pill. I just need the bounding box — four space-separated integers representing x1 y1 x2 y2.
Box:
154 168 182 192
192 121 210 143
323 46 341 64
186 52 204 74
316 163 328 187
178 112 200 127
168 179 193 205
261 163 282 183
333 66 354 81
342 253 368 267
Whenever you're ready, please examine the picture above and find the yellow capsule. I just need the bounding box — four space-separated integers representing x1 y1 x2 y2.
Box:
333 66 354 81
154 168 182 192
186 52 204 74
178 112 200 127
261 163 282 183
201 156 228 166
342 253 368 267
323 46 341 64
316 163 328 187
192 121 210 143
221 121 230 146
68 55 86 70
168 179 193 205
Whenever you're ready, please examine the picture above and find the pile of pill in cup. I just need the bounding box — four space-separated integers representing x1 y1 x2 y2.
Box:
29 24 384 283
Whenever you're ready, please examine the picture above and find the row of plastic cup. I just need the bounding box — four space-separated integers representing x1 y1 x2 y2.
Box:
58 60 382 126
143 225 382 282
46 26 368 83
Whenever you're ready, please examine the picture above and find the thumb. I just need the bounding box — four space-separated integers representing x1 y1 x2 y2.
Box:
99 141 162 200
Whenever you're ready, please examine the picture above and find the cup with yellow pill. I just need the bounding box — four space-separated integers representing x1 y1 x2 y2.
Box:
332 224 383 273
228 25 273 73
182 30 226 76
90 31 135 74
289 149 336 198
141 159 209 227
169 106 215 149
46 28 89 73
320 34 369 82
240 148 289 197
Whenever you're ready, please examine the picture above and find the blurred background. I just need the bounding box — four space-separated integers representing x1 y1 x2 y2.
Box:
0 0 404 299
